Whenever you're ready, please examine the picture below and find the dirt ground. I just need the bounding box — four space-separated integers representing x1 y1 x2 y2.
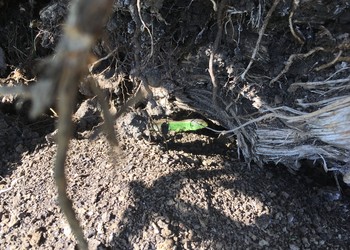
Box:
0 110 350 249
1 0 350 249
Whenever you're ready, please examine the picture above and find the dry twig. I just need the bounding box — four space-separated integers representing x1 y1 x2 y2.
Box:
288 77 350 92
89 47 119 72
240 0 280 80
270 47 324 85
288 0 304 45
137 0 154 59
209 0 227 105
315 50 343 71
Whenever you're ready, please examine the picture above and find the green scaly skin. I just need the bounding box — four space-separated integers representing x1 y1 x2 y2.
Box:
153 119 208 133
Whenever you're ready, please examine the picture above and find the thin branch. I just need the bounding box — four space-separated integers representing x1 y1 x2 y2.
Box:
89 47 119 72
270 47 324 85
315 50 343 71
137 0 154 59
241 0 281 80
209 0 227 105
288 0 304 44
288 77 350 92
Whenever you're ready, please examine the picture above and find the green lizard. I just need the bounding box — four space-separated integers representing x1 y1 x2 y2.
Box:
152 118 208 134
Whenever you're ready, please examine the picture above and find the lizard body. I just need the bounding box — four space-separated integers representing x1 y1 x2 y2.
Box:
152 119 208 133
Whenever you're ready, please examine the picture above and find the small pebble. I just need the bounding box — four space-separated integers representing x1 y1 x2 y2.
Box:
156 239 175 250
259 239 269 247
302 237 310 247
289 244 300 250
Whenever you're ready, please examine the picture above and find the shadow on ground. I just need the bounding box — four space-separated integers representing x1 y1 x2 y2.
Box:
0 111 55 178
110 142 350 249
